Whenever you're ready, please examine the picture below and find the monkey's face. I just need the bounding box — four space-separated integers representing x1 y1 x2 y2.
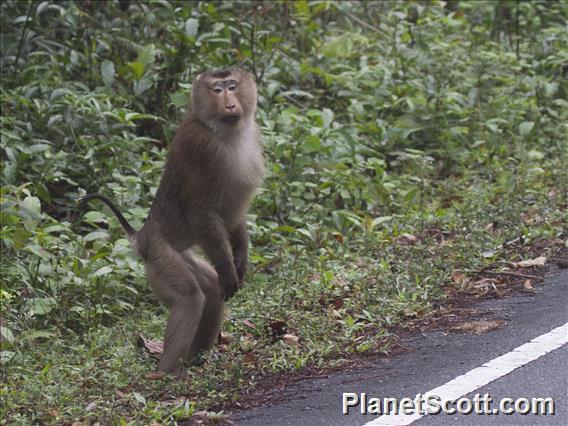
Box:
192 70 257 130
210 78 243 125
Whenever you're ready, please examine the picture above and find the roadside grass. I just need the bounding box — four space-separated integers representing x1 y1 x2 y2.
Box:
2 161 565 424
1 1 567 424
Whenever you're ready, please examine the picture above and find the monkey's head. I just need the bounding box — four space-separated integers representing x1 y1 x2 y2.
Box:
192 69 257 132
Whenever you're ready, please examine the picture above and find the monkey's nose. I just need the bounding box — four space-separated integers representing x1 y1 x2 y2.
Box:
225 104 236 110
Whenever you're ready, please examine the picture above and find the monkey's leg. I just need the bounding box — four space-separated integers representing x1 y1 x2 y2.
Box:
181 250 224 352
230 222 248 287
197 214 239 300
145 247 206 375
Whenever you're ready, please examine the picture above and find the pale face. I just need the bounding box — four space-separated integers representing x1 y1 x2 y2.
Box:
192 70 257 132
208 78 243 125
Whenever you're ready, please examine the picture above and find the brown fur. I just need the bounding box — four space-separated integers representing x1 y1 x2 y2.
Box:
81 69 264 374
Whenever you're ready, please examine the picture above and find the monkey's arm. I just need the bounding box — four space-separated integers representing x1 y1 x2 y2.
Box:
230 222 248 286
198 214 239 300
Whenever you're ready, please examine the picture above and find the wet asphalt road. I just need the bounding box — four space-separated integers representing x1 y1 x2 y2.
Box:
233 269 568 426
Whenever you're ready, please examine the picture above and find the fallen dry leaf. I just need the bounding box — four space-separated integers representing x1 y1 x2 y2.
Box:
522 280 534 291
309 272 322 282
243 352 256 364
282 333 300 346
333 298 344 309
470 278 497 294
144 372 165 380
242 319 256 329
138 334 164 356
450 270 467 285
219 331 233 344
449 320 507 334
242 332 255 341
395 233 419 246
514 256 546 268
85 401 97 411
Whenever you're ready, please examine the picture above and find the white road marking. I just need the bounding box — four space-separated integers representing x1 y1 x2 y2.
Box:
364 322 568 426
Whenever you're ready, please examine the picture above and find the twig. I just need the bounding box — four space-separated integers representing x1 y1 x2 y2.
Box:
250 22 257 80
550 257 568 268
474 270 543 281
11 0 36 80
342 9 393 40
257 17 291 85
282 94 305 108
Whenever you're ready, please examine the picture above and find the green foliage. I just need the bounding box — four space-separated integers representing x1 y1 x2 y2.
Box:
1 0 567 423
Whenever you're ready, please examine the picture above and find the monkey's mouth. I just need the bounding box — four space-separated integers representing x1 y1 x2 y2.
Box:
221 115 241 124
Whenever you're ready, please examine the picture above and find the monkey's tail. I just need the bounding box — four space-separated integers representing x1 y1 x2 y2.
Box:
79 193 136 236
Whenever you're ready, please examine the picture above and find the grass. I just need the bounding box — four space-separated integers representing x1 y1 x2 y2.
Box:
2 162 565 424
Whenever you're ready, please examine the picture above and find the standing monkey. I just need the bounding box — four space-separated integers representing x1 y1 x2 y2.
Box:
81 69 264 374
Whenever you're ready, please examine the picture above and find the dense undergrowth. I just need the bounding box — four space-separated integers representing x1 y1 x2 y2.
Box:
1 1 567 423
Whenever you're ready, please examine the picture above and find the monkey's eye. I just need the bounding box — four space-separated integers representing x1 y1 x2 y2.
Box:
228 84 237 91
213 87 223 94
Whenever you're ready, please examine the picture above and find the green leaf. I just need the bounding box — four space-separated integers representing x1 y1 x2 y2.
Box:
527 150 544 160
322 108 334 129
24 244 49 258
137 44 157 68
372 216 392 226
21 196 41 215
83 230 109 242
101 60 115 87
322 33 368 58
84 211 108 223
132 392 146 406
29 297 57 316
0 326 15 344
93 266 113 277
294 0 310 17
134 74 153 96
185 18 199 37
273 225 296 234
21 330 54 341
170 91 189 108
0 351 15 363
403 187 419 204
519 121 534 136
43 224 65 233
278 90 314 99
303 135 321 153
128 62 145 80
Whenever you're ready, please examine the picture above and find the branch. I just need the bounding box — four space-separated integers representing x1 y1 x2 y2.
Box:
342 10 393 40
473 270 543 281
11 0 36 80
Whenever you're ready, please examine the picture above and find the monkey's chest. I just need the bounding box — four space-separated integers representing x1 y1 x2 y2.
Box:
215 154 262 221
223 143 262 190
218 165 259 205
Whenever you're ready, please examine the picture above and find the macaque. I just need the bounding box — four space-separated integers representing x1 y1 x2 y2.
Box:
81 69 264 374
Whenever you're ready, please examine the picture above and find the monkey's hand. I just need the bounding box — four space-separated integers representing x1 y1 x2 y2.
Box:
230 223 248 289
219 267 239 301
198 215 241 300
234 254 247 287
